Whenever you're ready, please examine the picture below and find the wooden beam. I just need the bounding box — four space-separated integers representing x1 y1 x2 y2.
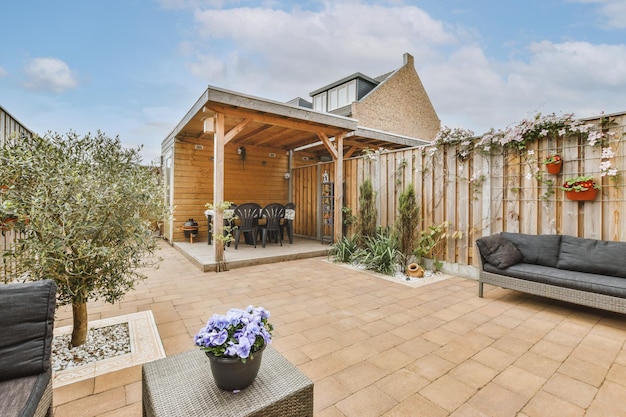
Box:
224 119 251 145
206 103 349 136
318 132 338 160
344 146 359 158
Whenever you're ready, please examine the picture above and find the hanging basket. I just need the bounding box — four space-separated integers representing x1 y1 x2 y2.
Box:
565 188 597 201
546 161 562 174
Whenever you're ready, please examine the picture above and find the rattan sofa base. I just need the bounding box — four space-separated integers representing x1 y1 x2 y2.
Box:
479 269 626 314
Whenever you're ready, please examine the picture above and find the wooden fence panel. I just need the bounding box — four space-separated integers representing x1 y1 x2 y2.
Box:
289 114 625 273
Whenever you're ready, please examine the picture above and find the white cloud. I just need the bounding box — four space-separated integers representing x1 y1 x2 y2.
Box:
0 66 7 77
22 57 78 93
188 2 457 100
568 0 626 29
174 1 626 137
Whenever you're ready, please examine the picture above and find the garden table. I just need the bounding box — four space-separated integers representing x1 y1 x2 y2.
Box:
142 347 313 417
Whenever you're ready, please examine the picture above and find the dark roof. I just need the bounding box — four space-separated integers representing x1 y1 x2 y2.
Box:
286 97 312 108
309 72 380 97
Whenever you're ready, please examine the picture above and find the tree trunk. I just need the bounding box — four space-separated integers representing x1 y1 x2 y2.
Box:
71 302 88 347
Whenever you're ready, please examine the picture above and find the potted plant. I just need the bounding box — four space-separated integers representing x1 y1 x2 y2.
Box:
560 176 600 201
544 154 563 174
195 305 273 391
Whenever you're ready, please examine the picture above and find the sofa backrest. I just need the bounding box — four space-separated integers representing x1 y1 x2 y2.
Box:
557 235 626 278
0 280 57 381
500 232 562 268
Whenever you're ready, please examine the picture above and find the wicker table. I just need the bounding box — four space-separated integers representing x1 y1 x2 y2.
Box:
142 347 313 417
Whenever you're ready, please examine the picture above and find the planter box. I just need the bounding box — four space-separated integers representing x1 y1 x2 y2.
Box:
565 188 597 201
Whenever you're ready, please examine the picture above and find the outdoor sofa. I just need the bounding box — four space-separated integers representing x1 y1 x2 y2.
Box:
476 232 626 314
0 280 57 417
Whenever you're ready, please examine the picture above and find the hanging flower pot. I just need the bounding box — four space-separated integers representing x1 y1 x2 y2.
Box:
561 176 599 201
544 155 562 174
565 188 598 201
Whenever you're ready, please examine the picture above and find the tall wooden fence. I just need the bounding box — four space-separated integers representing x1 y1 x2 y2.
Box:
293 113 626 270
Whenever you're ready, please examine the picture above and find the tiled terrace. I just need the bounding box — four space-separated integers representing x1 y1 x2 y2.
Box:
52 240 626 416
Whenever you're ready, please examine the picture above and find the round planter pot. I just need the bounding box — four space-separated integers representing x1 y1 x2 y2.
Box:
565 188 597 201
546 161 562 174
407 263 424 278
205 344 265 391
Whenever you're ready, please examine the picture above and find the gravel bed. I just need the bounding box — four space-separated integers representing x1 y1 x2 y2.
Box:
52 323 131 372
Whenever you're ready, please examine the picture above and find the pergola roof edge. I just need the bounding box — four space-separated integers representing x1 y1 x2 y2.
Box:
348 126 431 148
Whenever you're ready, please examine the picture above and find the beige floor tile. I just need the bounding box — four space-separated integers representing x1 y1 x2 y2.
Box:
366 347 415 374
493 365 546 398
542 372 597 409
381 393 448 417
335 385 397 417
375 368 429 402
420 374 476 412
472 346 517 371
558 356 607 387
521 390 584 417
334 361 386 393
314 375 352 412
407 353 455 382
467 382 527 417
449 359 499 390
93 365 142 394
514 351 561 379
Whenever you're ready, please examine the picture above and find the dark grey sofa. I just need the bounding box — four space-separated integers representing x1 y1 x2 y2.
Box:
0 280 57 417
476 233 626 314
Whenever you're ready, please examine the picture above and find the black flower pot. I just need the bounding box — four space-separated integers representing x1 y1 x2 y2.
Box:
205 344 265 391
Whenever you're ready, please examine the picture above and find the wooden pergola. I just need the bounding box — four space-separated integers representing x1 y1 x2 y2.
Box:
163 86 429 266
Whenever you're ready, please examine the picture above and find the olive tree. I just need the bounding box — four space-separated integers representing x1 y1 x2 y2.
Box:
0 131 166 347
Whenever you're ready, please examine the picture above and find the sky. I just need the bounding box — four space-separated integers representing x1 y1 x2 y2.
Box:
1 0 625 164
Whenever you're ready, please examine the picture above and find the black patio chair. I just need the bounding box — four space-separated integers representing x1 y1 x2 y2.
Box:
261 203 285 248
233 203 260 249
281 202 295 244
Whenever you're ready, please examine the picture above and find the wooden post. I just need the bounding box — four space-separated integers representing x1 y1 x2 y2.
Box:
213 112 227 271
334 134 344 242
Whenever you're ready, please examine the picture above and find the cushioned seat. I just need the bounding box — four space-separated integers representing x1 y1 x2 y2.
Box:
0 280 57 417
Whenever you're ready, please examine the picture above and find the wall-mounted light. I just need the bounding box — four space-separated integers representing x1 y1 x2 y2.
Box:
237 146 246 168
283 172 291 180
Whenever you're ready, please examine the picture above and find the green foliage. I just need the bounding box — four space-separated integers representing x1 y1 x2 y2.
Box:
0 132 166 308
357 179 377 242
328 234 360 263
356 229 400 276
414 221 449 261
394 184 420 260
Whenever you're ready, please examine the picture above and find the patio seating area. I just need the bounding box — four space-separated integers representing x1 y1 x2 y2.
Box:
51 240 626 417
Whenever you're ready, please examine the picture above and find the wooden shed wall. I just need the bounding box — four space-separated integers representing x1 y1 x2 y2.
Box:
170 140 291 242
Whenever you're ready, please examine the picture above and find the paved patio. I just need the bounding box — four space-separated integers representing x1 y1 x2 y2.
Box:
52 240 626 416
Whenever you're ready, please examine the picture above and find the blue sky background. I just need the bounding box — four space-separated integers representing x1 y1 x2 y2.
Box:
1 0 625 163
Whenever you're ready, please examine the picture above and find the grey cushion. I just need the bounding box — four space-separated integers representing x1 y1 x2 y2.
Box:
483 262 626 298
0 280 57 381
476 235 523 269
500 232 562 267
557 235 626 278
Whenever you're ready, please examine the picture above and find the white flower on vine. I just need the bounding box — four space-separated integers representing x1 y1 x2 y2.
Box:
587 130 604 146
601 147 615 159
527 150 535 156
525 172 533 180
